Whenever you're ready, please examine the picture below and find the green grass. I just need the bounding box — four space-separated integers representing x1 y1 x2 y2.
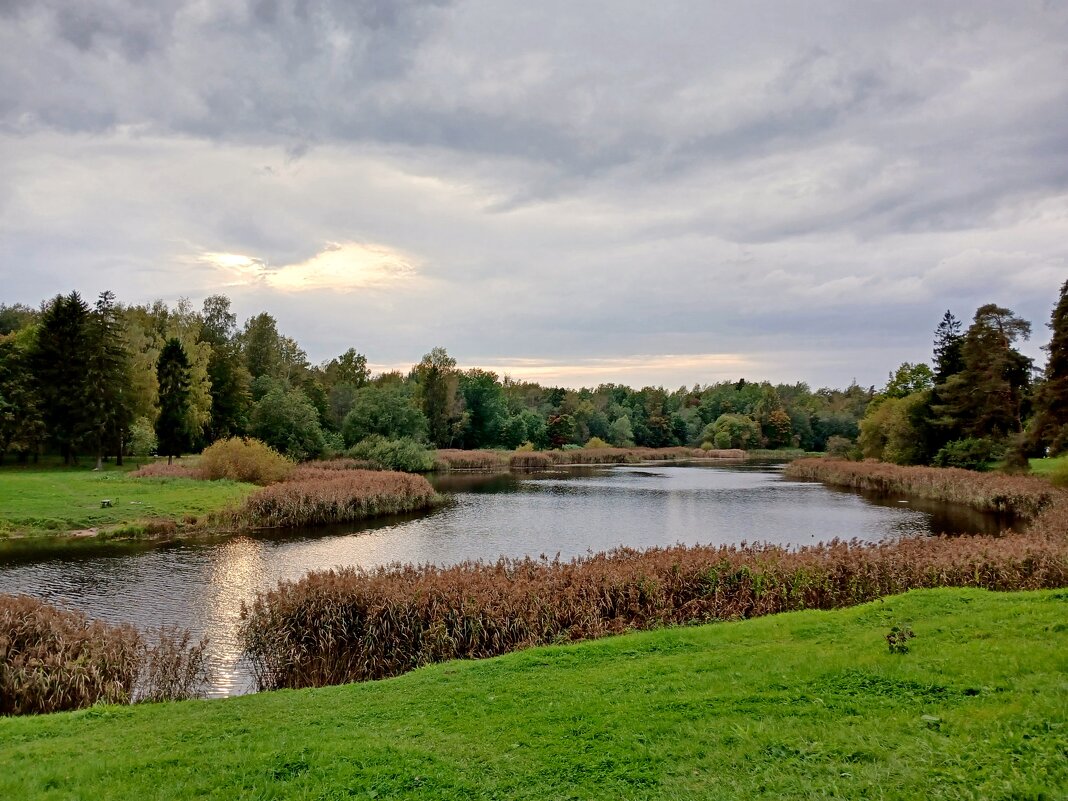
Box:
1 588 1065 800
0 462 256 537
1029 455 1068 478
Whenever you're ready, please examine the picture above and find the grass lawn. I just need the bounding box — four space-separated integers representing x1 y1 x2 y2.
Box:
1 588 1065 800
1029 455 1068 478
0 461 256 537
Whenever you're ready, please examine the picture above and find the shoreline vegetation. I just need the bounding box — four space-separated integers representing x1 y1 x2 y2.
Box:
0 445 750 542
2 589 1066 799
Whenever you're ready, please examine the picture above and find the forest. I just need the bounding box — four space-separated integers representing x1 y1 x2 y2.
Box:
0 280 1065 472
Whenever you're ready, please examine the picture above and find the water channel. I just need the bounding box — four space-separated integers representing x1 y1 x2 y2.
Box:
0 461 1013 696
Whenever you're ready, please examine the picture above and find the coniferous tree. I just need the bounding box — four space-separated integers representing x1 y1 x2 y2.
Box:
1031 279 1068 454
155 338 192 464
85 291 133 468
30 292 92 463
0 332 44 463
938 304 1032 440
932 310 964 382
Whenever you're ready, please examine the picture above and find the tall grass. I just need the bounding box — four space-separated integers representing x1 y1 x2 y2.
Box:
785 458 1054 520
0 595 210 715
239 515 1068 690
229 469 437 529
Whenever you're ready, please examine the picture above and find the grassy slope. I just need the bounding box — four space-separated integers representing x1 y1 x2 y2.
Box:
2 588 1065 800
0 463 256 536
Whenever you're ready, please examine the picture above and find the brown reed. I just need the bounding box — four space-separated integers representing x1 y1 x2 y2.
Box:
128 462 200 479
230 469 437 529
239 512 1068 691
785 458 1055 520
0 595 210 715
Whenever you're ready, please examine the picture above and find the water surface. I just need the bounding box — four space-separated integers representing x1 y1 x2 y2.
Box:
0 462 1010 696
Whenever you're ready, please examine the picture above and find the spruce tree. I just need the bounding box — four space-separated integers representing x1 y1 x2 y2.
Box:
30 292 92 463
155 338 192 464
932 310 964 382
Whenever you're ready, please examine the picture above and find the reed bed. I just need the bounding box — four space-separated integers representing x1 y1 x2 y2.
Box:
785 458 1055 520
433 449 511 470
230 469 437 529
434 446 747 472
0 594 210 715
128 462 200 479
239 511 1068 691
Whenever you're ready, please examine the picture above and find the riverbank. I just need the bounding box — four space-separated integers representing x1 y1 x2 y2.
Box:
2 588 1064 799
0 461 440 543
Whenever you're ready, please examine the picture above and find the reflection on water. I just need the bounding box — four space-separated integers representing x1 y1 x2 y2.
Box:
0 462 1014 696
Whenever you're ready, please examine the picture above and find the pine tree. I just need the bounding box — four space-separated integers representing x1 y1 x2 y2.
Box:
200 296 250 440
155 338 192 464
85 291 133 468
30 292 92 463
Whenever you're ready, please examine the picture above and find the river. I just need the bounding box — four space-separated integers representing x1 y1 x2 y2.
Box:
0 461 1012 696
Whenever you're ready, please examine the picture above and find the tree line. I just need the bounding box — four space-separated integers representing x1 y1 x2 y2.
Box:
0 283 1064 468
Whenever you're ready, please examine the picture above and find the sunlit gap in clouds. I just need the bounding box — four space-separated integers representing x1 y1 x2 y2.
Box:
369 354 756 388
198 241 419 291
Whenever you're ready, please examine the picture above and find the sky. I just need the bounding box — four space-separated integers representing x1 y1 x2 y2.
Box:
1 1 1067 389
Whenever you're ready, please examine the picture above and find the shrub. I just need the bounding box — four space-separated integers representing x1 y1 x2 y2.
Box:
347 436 436 473
127 417 157 459
713 431 731 450
128 461 199 479
584 436 610 449
932 438 1000 471
198 437 294 485
824 435 856 459
0 594 210 715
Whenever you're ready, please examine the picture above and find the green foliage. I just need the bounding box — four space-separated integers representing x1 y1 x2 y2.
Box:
155 338 192 463
0 332 43 462
932 310 964 382
85 291 133 466
458 369 508 449
704 413 761 449
30 292 93 462
249 386 326 461
413 347 461 448
883 362 934 399
824 435 856 459
546 413 576 447
347 435 435 472
341 384 427 446
858 392 932 465
1030 279 1068 455
713 431 731 449
127 417 157 459
241 312 283 381
932 438 1000 471
198 437 293 484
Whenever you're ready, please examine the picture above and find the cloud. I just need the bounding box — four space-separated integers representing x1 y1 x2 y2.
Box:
198 241 420 292
2 2 1067 388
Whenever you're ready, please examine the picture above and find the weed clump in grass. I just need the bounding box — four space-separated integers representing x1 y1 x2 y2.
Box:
0 595 210 715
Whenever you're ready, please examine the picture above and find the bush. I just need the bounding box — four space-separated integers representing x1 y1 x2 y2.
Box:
198 437 294 485
127 417 157 459
932 438 1000 471
824 435 856 459
584 436 609 449
0 594 210 715
713 431 731 450
347 436 435 473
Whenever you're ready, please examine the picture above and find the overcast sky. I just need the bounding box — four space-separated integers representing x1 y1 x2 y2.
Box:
2 1 1066 389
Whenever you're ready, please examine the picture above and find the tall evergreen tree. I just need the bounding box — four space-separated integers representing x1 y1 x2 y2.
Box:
0 331 44 463
1030 279 1068 454
85 291 133 468
155 338 192 464
938 304 1032 439
932 310 964 382
30 292 92 463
